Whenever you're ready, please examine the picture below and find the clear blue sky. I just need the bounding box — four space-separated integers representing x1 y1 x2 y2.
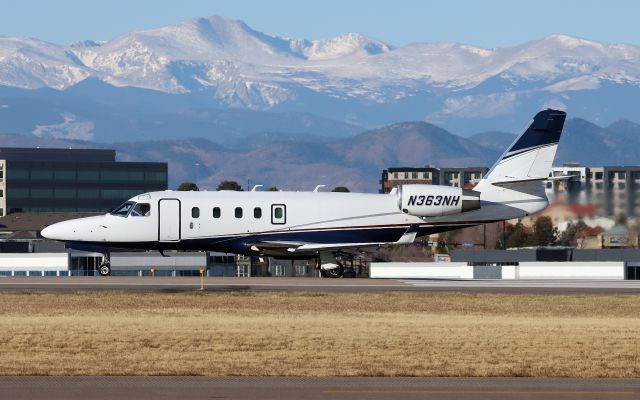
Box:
3 0 639 48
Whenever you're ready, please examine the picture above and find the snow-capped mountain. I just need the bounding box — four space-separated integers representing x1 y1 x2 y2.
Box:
2 15 640 135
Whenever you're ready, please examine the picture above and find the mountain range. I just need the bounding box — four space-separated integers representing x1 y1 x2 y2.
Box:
1 117 639 193
2 15 640 141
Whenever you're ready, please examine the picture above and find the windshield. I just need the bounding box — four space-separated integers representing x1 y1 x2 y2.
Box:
130 203 151 217
110 201 135 217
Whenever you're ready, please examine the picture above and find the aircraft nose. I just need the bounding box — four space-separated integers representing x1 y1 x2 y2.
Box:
41 221 75 241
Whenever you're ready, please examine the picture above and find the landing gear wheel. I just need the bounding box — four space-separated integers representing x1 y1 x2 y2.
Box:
324 262 344 279
98 263 111 276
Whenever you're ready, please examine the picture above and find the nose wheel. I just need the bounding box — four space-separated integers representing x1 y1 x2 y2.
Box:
98 254 111 276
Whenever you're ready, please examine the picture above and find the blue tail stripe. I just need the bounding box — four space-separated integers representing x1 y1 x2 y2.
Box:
507 109 566 154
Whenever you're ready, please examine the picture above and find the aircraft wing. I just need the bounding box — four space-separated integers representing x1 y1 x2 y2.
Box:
248 225 419 254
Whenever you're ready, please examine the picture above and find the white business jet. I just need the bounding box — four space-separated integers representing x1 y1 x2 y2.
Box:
42 109 566 277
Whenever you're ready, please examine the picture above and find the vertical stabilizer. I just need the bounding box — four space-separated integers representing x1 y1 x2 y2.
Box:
472 109 566 217
480 109 566 185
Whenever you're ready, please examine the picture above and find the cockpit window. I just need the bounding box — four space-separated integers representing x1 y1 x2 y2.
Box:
110 201 135 217
131 203 151 217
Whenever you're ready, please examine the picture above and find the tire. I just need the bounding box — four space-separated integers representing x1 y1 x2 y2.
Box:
98 264 111 277
324 262 344 279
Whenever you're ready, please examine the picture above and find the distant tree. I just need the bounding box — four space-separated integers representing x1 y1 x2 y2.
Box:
177 182 199 191
217 180 243 191
266 186 279 191
615 212 628 227
529 216 558 247
557 220 588 247
505 221 529 249
331 186 350 192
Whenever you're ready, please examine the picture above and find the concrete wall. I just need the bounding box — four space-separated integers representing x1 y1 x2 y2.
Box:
0 253 68 271
370 262 472 279
513 262 624 280
371 261 625 280
110 252 207 270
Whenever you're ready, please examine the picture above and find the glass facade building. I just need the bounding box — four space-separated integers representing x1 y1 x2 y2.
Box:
0 148 167 214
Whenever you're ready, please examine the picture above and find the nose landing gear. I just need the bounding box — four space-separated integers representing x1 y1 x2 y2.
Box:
98 254 111 276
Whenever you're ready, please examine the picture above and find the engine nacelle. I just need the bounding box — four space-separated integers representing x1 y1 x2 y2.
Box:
397 185 480 217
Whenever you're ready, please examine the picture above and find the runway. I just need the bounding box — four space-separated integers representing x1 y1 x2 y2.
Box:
1 377 638 400
1 276 640 293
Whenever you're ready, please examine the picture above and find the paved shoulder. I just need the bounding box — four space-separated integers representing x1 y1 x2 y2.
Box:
1 377 638 400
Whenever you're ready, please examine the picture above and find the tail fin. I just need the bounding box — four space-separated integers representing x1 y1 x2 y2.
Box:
478 109 566 187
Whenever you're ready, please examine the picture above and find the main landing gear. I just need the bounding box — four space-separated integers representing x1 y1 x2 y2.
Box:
322 261 345 278
318 252 345 278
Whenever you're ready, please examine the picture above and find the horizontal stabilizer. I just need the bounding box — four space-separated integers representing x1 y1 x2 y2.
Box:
491 175 571 187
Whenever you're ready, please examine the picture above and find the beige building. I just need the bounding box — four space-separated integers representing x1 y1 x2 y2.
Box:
380 166 488 193
549 164 640 217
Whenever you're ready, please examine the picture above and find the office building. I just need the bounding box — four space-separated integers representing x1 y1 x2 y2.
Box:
0 148 167 215
550 164 640 217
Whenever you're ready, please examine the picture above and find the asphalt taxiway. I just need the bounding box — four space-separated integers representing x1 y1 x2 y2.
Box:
1 276 640 293
2 377 638 400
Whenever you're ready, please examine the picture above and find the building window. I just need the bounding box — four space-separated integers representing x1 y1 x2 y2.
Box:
393 173 398 179
618 172 627 179
0 189 3 197
235 207 243 218
213 207 221 218
54 169 76 180
54 188 76 198
78 188 100 199
31 169 53 180
412 172 418 179
595 172 603 180
191 207 200 218
254 207 262 218
78 170 99 181
101 170 144 182
31 188 53 198
145 171 167 182
10 169 29 180
0 208 3 216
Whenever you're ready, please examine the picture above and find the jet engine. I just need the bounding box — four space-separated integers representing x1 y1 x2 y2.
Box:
397 184 480 217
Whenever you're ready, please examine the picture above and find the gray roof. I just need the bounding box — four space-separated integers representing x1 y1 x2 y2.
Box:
0 212 100 235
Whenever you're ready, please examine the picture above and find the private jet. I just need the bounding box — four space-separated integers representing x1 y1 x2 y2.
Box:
42 109 566 277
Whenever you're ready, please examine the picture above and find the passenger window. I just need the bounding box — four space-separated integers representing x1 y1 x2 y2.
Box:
192 207 200 218
254 207 262 219
131 203 151 217
213 207 221 218
235 207 243 218
271 204 286 224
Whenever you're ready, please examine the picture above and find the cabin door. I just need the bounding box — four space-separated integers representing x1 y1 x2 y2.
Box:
158 199 181 242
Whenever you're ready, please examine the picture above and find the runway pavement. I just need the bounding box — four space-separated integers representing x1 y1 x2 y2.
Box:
1 377 638 400
1 276 640 293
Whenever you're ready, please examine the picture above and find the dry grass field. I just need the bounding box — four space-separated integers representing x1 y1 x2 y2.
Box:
0 291 638 377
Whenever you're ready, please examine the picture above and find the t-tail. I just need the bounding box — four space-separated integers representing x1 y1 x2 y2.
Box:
473 109 567 218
